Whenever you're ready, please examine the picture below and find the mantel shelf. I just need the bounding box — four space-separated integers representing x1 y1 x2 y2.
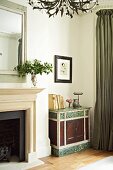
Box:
0 87 44 95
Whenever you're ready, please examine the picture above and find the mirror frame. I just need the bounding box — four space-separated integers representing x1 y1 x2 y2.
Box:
0 0 27 75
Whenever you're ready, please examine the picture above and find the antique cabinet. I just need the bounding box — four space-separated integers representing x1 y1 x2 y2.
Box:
49 107 90 156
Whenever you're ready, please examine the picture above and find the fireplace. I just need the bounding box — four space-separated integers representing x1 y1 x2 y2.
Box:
0 110 25 162
0 87 44 163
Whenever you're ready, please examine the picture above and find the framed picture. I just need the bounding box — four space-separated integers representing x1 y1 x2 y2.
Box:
54 55 72 83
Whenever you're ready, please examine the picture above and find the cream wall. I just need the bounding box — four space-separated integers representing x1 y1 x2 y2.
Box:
76 12 97 140
78 13 96 108
27 5 80 100
2 0 81 158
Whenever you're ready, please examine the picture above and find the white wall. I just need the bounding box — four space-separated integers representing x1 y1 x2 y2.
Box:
2 0 80 158
76 12 96 140
25 3 80 99
78 13 96 108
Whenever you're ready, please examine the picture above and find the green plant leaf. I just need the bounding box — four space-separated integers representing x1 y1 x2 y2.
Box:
14 59 53 77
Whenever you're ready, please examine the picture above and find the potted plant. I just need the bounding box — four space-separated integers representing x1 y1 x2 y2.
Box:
14 59 53 86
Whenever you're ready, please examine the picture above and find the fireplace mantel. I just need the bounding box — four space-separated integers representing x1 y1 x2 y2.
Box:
0 87 44 95
0 87 44 163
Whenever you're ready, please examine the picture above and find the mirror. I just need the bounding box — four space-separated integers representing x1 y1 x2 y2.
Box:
0 0 27 75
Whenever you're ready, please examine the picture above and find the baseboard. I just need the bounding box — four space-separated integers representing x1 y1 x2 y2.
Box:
37 145 51 158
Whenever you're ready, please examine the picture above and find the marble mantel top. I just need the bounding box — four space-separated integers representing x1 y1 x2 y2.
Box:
0 87 44 95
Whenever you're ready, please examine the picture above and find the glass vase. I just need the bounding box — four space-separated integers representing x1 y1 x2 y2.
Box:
31 73 37 86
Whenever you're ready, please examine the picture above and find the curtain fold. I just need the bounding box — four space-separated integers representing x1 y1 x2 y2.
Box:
93 9 113 150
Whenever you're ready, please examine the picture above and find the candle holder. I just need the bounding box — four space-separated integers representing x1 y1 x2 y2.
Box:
73 92 83 108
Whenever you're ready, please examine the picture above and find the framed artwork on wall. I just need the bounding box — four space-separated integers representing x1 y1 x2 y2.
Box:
54 55 72 83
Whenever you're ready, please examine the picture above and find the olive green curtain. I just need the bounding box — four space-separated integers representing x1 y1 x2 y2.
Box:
93 9 113 150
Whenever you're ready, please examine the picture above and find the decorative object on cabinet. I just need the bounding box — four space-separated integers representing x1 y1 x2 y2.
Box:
49 107 90 156
72 99 78 108
66 98 73 108
73 92 83 108
14 59 53 86
54 55 72 83
49 94 65 110
28 0 99 18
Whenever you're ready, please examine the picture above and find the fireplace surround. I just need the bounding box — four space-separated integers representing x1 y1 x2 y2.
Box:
0 87 44 163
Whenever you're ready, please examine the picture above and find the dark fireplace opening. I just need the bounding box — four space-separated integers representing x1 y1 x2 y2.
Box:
0 110 25 162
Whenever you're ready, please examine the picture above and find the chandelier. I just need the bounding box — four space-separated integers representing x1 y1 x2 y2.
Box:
29 0 99 18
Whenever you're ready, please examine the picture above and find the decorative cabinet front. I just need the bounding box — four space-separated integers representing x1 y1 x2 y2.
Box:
49 107 90 157
66 119 84 144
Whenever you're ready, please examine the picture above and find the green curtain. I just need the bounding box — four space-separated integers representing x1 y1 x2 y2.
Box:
93 9 113 150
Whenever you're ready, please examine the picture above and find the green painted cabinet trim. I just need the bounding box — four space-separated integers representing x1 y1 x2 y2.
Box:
51 142 90 157
49 107 90 120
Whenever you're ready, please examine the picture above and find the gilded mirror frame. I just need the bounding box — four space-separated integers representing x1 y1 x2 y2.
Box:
0 0 27 75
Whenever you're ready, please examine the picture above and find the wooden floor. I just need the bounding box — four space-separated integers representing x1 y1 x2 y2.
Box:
29 149 113 170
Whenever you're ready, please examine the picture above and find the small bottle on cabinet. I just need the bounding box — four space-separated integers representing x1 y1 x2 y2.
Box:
73 99 79 108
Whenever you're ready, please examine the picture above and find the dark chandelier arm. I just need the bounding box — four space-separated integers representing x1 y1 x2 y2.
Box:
67 0 80 14
28 0 42 9
28 0 99 18
43 0 60 10
41 0 59 8
68 0 98 13
49 0 79 17
30 0 60 10
46 1 65 17
40 0 61 17
42 0 73 17
81 2 98 11
78 0 98 11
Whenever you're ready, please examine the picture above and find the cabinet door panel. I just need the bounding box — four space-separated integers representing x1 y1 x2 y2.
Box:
75 119 84 142
66 119 84 144
49 120 57 146
66 120 75 144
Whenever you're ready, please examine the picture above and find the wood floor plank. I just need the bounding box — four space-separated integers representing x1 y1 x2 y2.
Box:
28 149 113 170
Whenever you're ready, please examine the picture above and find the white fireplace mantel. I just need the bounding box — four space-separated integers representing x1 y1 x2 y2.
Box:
0 87 44 95
0 87 44 163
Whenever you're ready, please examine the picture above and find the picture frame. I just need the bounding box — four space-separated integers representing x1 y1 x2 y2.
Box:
54 55 72 83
